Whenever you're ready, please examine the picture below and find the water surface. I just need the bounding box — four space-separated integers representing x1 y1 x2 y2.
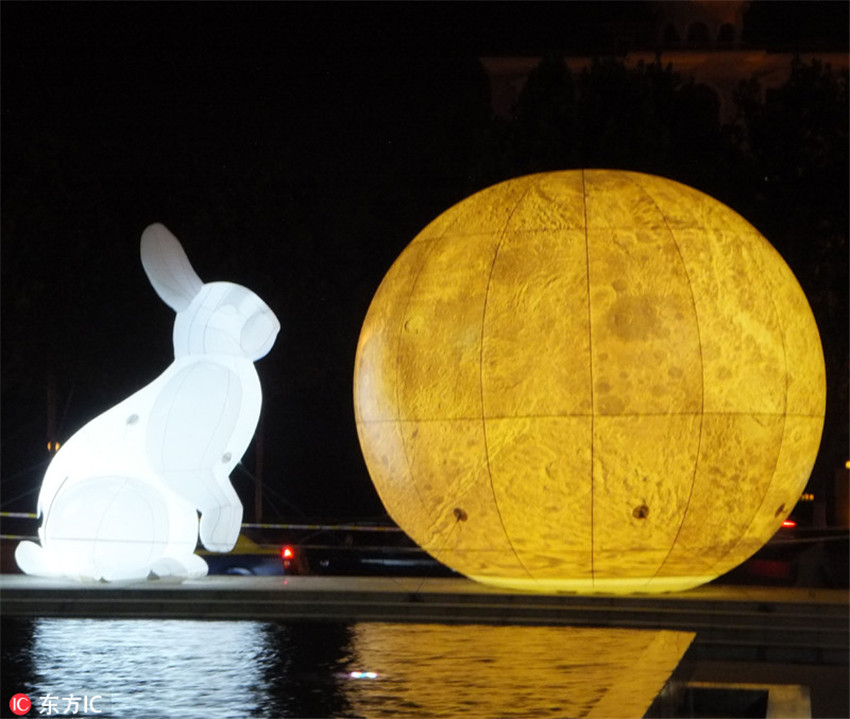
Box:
2 618 691 718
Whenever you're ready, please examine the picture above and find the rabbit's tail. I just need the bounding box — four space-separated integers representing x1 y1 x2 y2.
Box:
15 541 63 578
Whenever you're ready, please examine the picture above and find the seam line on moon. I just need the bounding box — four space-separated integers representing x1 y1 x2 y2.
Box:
582 169 596 585
396 204 484 542
704 235 792 576
626 174 706 584
394 237 442 524
359 410 815 423
479 177 538 583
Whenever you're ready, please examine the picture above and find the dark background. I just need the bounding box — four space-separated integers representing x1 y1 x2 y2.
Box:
2 1 847 522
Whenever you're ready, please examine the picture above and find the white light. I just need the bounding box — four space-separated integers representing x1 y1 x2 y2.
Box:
16 224 279 582
349 671 379 680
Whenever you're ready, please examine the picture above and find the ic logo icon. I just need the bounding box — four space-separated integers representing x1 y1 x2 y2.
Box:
9 694 31 716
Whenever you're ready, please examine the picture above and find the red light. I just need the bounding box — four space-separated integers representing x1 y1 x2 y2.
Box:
782 519 797 528
282 546 294 559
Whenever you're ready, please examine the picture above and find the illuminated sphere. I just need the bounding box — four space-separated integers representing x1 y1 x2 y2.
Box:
353 170 825 594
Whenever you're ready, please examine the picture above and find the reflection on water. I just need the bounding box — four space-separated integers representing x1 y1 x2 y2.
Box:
1 618 692 718
3 619 282 719
345 624 693 719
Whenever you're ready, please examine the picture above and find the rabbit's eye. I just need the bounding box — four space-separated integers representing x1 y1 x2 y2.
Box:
242 312 278 359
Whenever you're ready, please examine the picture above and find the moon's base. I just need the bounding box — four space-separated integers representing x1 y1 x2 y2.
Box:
468 573 716 595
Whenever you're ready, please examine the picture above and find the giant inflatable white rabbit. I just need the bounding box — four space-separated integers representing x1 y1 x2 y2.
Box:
16 223 280 582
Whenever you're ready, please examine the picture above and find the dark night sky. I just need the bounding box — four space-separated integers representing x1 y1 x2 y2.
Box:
2 1 848 522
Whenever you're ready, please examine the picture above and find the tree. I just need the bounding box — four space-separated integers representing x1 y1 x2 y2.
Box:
473 55 728 194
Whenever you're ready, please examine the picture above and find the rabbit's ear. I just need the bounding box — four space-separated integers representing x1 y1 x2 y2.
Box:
140 223 203 312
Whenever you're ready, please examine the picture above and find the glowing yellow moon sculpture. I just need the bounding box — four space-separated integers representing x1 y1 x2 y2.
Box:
353 170 825 594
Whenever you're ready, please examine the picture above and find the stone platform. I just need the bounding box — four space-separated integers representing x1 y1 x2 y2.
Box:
1 574 846 666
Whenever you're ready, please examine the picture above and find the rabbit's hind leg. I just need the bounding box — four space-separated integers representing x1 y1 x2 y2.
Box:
149 553 208 581
41 475 197 583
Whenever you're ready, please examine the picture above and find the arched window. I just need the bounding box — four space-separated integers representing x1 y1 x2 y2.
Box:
718 23 735 47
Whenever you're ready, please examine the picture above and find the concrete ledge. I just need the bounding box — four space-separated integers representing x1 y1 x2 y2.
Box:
2 574 847 664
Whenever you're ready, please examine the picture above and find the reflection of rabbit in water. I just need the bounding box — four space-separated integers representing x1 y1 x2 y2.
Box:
16 224 280 582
